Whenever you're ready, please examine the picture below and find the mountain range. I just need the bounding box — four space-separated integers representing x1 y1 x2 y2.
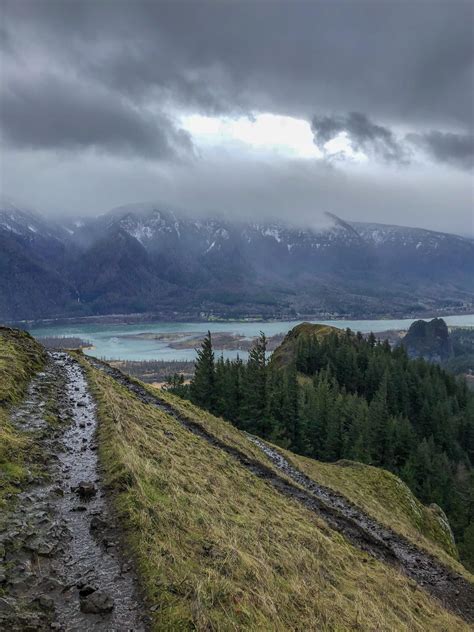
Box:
1 198 473 322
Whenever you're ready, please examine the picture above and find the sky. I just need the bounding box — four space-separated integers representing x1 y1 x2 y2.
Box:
0 0 473 235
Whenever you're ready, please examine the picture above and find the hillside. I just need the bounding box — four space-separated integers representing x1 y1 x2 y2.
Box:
270 321 342 368
1 199 473 321
173 324 474 573
1 328 474 629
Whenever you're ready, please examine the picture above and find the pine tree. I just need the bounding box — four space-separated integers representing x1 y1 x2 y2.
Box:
190 331 216 411
241 332 268 434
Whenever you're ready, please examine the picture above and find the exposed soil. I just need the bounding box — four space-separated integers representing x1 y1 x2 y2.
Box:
89 357 474 625
0 352 145 631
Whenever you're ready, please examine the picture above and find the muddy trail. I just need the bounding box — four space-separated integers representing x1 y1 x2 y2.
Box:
0 352 145 631
89 357 474 625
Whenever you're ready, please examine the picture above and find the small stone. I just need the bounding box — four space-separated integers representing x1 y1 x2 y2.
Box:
90 516 107 532
37 595 55 611
75 481 97 498
80 590 114 614
78 584 96 597
0 597 14 613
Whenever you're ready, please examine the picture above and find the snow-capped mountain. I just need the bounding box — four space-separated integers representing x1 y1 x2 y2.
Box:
0 197 59 240
1 199 473 321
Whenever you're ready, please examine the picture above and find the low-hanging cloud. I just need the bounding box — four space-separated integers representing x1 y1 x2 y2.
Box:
312 113 474 171
311 112 408 163
406 131 474 170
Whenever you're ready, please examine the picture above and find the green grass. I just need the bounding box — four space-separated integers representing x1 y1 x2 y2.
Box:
143 382 469 577
0 327 46 508
82 357 471 631
283 452 463 566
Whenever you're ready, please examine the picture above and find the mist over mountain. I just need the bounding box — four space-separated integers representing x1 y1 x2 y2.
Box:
1 199 473 322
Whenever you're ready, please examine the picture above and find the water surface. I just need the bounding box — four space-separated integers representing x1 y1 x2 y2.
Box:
28 314 474 362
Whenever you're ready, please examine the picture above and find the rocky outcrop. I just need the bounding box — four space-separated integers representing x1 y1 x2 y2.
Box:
401 318 454 363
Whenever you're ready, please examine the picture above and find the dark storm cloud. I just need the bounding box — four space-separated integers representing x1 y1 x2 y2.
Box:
2 0 473 127
312 113 409 163
1 74 192 159
406 131 474 170
0 0 473 234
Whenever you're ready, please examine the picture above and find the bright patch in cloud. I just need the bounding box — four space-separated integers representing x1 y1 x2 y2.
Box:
323 132 368 163
181 113 322 159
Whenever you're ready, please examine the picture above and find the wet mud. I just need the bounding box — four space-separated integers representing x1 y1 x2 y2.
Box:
0 352 145 631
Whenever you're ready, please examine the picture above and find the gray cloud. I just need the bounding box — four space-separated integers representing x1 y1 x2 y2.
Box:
2 0 473 126
406 131 474 170
312 112 409 163
1 74 192 159
0 0 473 235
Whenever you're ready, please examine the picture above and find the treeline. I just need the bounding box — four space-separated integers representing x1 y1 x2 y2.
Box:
168 329 474 570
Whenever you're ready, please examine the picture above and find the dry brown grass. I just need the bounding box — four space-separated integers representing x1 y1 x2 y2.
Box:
84 361 471 631
0 327 46 508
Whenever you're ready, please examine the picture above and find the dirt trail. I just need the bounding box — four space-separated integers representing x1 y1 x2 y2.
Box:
0 352 145 631
89 357 474 625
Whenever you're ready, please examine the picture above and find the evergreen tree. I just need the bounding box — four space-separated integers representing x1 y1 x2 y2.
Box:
190 331 216 411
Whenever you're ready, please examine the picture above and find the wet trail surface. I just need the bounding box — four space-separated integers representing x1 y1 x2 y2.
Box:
89 357 474 625
0 352 145 631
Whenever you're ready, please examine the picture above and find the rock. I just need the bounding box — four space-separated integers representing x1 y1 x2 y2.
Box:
0 596 15 613
37 595 55 611
77 401 86 407
80 590 114 614
90 516 107 532
24 539 55 556
75 481 97 498
78 584 96 597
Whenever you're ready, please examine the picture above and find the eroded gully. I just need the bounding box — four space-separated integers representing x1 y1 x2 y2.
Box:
88 356 474 625
0 352 145 631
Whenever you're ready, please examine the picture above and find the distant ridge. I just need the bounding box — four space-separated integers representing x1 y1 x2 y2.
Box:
1 199 473 321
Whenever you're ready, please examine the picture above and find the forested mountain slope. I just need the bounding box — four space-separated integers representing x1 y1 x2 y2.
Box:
2 199 473 321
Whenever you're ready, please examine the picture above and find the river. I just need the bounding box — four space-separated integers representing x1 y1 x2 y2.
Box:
26 314 474 362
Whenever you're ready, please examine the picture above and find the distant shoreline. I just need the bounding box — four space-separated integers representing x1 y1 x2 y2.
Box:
5 306 474 329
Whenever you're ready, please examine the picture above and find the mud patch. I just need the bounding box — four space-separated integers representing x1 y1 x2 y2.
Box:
0 353 145 631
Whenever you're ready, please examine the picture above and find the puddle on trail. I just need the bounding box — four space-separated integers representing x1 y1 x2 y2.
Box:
0 352 145 631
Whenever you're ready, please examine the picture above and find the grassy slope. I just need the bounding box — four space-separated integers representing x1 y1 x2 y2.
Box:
83 359 470 631
284 452 459 559
0 327 46 508
147 386 468 578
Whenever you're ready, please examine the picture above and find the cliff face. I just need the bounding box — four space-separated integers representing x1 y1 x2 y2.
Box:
401 318 454 363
